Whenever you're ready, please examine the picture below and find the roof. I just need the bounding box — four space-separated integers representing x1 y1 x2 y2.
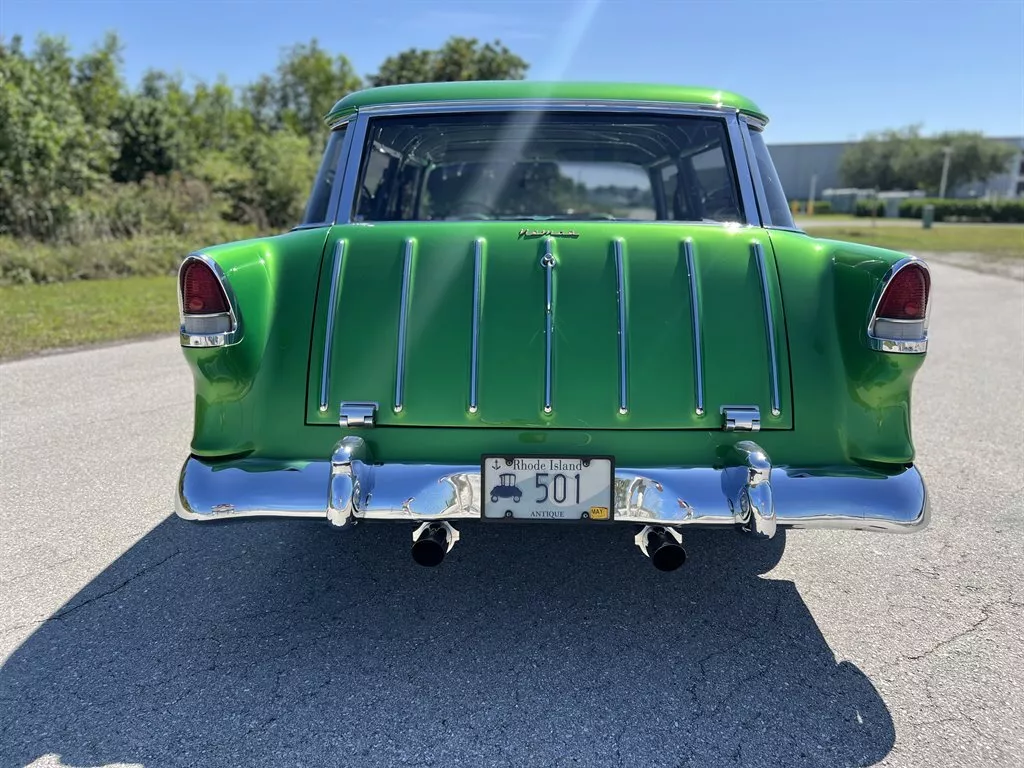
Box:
326 81 766 125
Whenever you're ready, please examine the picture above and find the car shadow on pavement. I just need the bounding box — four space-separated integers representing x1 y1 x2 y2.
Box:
1 518 894 768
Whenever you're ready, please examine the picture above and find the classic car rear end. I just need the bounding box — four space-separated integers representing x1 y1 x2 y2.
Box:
174 82 931 569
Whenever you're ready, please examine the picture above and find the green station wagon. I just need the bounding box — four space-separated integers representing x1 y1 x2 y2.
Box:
174 81 931 570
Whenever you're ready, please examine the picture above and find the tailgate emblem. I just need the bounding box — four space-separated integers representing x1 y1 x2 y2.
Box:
518 228 579 239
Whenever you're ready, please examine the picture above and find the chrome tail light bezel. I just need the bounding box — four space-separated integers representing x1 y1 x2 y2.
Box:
866 256 931 354
177 253 243 348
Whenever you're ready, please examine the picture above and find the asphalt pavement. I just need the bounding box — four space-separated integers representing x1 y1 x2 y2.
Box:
1 262 1022 768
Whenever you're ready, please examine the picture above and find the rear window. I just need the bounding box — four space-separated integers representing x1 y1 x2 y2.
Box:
351 112 744 224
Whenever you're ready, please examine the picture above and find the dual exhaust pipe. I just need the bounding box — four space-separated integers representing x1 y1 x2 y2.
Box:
411 522 460 567
634 525 687 572
410 522 686 572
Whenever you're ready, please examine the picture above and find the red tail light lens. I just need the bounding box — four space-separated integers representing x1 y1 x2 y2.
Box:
181 261 229 315
876 264 930 320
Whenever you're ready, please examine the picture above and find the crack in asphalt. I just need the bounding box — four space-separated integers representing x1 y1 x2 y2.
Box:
901 595 1019 662
47 550 182 623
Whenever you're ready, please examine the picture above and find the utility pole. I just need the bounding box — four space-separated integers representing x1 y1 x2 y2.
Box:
938 146 953 198
808 173 817 215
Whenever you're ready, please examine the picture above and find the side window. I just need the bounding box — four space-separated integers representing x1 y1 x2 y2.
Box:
355 143 399 221
747 128 796 228
689 144 742 223
301 125 347 225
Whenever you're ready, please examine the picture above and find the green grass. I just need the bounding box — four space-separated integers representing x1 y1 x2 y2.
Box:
0 276 178 360
810 224 1024 259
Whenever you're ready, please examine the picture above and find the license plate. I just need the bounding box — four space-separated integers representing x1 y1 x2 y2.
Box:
481 456 614 521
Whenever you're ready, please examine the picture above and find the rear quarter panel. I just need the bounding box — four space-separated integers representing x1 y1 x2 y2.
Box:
767 229 926 465
181 227 330 457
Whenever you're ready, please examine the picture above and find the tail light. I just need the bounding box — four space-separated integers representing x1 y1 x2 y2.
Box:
179 256 237 346
868 259 931 353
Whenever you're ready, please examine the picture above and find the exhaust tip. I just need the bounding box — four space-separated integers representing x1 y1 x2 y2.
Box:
650 540 687 572
411 522 455 567
636 526 687 572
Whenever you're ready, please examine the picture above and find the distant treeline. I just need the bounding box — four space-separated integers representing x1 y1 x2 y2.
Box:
0 33 528 243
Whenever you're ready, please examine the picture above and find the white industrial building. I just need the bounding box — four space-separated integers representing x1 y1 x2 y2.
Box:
767 136 1024 202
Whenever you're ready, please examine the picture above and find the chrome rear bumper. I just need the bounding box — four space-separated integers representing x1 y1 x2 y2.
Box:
175 437 929 537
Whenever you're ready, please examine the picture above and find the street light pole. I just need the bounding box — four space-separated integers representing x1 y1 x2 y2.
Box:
938 146 953 198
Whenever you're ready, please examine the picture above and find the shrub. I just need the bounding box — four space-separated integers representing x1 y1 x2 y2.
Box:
0 223 261 285
854 200 886 217
897 198 1024 223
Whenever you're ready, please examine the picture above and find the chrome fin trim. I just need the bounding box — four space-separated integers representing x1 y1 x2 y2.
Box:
469 238 483 413
683 238 704 416
751 241 781 417
541 237 556 414
394 238 414 413
318 240 346 412
613 238 629 414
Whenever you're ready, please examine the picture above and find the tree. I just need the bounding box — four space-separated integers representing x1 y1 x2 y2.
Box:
917 131 1016 194
0 34 116 238
110 71 194 183
368 36 528 87
840 125 1014 194
72 31 125 131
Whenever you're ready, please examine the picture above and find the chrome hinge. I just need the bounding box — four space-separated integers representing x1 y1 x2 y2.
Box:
721 406 761 432
339 401 378 428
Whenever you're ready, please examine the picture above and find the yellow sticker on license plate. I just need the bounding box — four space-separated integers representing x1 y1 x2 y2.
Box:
589 506 609 520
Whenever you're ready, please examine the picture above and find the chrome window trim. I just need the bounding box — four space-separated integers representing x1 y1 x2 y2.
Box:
332 111 372 225
726 117 763 227
178 253 243 348
318 240 346 412
765 225 807 234
740 113 768 131
330 101 764 227
335 99 746 121
290 222 334 232
739 121 773 228
322 121 355 226
866 256 931 354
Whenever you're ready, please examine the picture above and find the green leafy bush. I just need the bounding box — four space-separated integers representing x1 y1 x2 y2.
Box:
0 224 260 285
854 200 887 217
897 198 1024 223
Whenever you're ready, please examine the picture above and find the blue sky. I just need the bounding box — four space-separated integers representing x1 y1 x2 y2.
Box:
2 0 1021 143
